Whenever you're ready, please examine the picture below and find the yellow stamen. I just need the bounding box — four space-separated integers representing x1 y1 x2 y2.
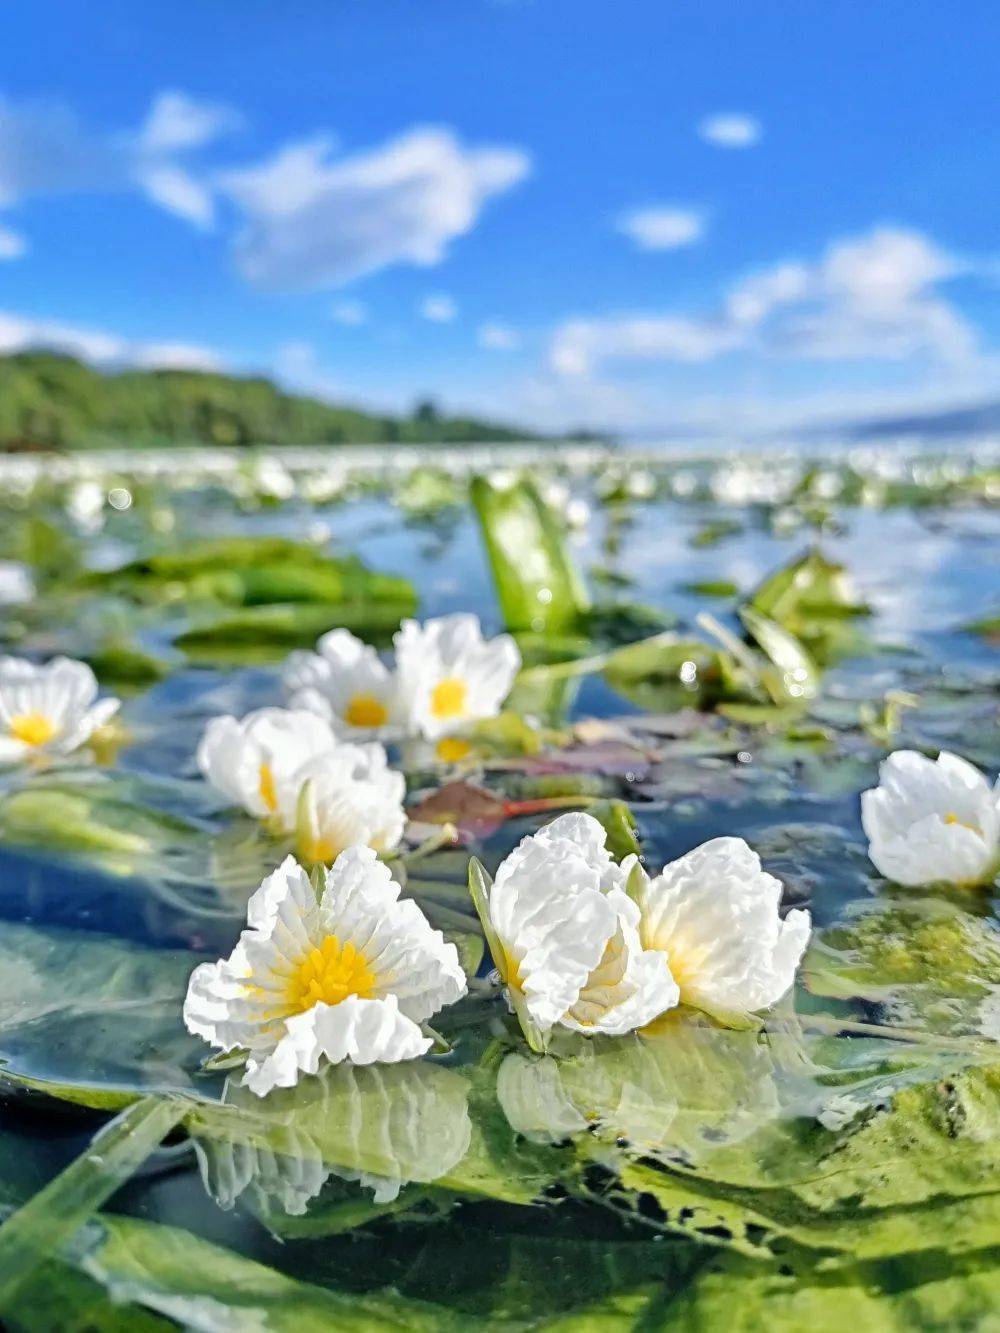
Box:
285 935 376 1013
944 812 980 835
344 693 390 729
258 762 278 813
436 736 472 764
430 676 468 721
9 712 57 747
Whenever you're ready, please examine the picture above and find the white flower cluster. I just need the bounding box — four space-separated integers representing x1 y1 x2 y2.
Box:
187 810 812 1096
471 813 810 1047
283 613 521 746
186 729 1000 1101
197 613 521 865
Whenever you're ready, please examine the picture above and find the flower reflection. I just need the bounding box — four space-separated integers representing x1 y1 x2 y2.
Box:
191 1059 472 1216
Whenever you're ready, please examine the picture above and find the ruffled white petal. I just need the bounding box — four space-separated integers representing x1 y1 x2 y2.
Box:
634 837 810 1016
562 890 679 1035
318 847 466 1022
489 815 622 1032
245 995 431 1096
285 744 406 861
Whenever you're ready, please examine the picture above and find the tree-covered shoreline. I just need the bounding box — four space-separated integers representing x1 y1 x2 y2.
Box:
0 351 539 451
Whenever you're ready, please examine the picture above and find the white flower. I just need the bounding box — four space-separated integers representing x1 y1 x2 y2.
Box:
395 614 521 741
0 657 120 766
861 749 1000 888
196 708 340 822
471 813 678 1047
283 630 400 739
184 850 467 1096
280 743 406 864
628 837 810 1020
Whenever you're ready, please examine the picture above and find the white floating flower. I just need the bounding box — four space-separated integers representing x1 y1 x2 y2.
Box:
395 614 521 741
184 850 467 1096
0 657 120 766
280 743 406 864
197 707 339 822
861 749 1000 888
628 837 810 1021
469 813 678 1049
283 630 399 739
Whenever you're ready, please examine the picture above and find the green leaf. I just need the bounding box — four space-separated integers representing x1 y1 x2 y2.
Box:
175 599 415 660
739 607 820 704
747 549 871 663
0 1096 186 1308
587 799 641 862
470 473 590 633
69 1213 470 1331
0 921 208 1105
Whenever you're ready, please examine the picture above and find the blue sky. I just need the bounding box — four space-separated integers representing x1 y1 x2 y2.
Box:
1 1 998 435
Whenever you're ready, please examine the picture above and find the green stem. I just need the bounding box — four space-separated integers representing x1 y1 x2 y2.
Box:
0 1095 187 1310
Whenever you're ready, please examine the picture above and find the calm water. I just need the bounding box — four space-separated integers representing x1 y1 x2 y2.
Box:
0 451 998 1328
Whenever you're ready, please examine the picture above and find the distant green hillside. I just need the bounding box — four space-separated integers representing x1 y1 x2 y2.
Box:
0 351 536 451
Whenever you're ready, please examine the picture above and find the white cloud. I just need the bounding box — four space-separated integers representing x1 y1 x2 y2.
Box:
0 225 26 260
138 91 241 155
0 309 224 371
220 127 530 291
137 165 215 228
130 341 225 372
0 89 237 237
550 227 974 376
698 113 762 148
420 294 457 322
551 316 738 376
330 299 367 326
617 206 706 251
478 322 521 350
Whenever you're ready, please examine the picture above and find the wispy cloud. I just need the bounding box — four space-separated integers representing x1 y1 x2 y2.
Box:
420 294 457 322
221 127 530 291
137 91 242 155
698 113 762 148
617 206 706 251
478 322 521 350
0 89 239 236
0 309 224 371
0 224 26 261
330 299 367 326
550 228 974 377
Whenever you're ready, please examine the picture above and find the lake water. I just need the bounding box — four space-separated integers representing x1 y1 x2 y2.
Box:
0 445 997 1328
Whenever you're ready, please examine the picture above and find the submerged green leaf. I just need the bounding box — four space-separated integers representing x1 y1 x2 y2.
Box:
0 1097 186 1309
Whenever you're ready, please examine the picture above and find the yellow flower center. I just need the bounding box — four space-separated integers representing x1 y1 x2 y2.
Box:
944 812 981 835
258 762 278 813
285 935 376 1013
344 693 390 728
299 835 339 865
436 736 472 764
430 676 468 721
9 712 58 747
